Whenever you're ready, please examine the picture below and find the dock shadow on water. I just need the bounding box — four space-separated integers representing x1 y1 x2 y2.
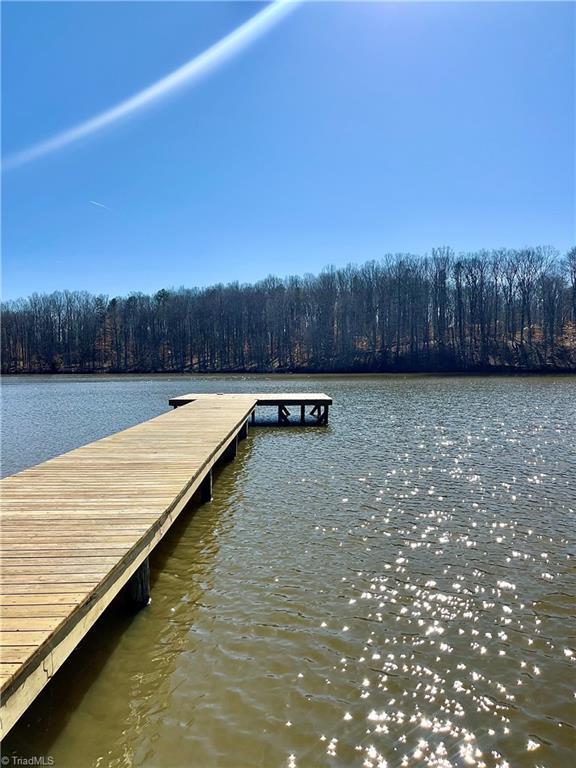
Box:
1 374 575 768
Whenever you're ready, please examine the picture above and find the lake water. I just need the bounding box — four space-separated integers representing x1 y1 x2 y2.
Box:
1 375 575 768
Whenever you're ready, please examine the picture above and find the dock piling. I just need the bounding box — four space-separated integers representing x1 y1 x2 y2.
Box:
127 558 151 609
200 469 213 502
278 405 290 425
223 435 238 462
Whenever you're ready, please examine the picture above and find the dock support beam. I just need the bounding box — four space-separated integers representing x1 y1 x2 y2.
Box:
239 419 249 440
200 469 213 502
251 410 256 425
127 557 151 609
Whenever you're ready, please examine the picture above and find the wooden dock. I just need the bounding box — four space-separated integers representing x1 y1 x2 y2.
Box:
0 392 331 739
169 392 332 425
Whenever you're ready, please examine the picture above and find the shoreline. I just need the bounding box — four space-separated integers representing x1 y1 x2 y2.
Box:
2 369 576 379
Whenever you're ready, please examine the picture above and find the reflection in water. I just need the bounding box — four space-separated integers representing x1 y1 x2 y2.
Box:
2 375 575 767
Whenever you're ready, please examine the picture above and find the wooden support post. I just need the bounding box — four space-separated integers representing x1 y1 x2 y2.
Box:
200 468 213 502
251 410 256 424
223 435 238 462
127 557 151 609
310 404 319 419
278 405 290 425
323 404 329 424
300 404 305 424
239 419 248 440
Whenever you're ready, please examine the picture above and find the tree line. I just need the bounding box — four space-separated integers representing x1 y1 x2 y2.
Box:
2 246 576 374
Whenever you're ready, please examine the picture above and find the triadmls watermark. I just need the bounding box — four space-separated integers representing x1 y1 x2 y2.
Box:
1 757 55 766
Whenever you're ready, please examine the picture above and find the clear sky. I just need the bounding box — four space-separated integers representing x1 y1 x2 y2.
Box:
2 1 574 301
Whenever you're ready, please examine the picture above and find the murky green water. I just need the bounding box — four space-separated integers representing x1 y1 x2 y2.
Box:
1 375 575 768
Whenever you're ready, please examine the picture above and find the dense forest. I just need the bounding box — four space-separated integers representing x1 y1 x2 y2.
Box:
2 246 576 374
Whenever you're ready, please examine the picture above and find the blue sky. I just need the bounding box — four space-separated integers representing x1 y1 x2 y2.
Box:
2 1 574 300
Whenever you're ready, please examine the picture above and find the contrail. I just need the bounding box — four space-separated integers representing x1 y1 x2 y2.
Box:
89 200 109 210
3 0 300 171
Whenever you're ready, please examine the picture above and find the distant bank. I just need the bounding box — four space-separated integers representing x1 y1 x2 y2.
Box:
2 367 576 376
2 247 575 375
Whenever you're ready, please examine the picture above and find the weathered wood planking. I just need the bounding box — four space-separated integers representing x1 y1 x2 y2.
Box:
0 395 257 737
